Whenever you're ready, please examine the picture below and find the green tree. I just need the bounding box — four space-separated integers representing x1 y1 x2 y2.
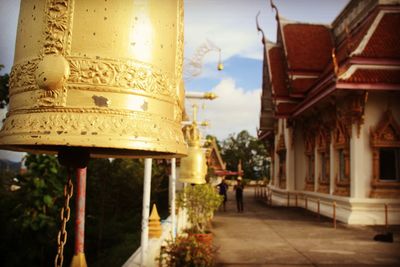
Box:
0 155 172 267
221 130 268 180
0 64 9 108
0 153 66 266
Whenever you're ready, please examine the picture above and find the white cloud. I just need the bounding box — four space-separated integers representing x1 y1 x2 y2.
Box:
184 0 274 65
186 78 261 141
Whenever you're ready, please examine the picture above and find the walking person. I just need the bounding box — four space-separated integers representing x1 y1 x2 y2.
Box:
234 177 244 212
218 178 228 211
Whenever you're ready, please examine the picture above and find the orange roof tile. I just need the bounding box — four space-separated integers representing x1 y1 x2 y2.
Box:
361 13 400 59
282 24 333 72
340 68 400 83
268 46 289 97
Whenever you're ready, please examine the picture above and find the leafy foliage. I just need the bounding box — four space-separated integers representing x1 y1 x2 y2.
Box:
158 234 214 267
177 184 223 234
0 64 9 108
221 130 268 180
0 154 65 266
0 156 170 267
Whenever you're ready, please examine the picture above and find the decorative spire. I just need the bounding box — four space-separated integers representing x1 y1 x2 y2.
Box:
331 48 339 77
270 0 279 21
183 104 202 147
256 11 266 45
148 204 162 239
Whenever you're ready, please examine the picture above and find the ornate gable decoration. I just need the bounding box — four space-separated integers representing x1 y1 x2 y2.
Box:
370 110 400 147
276 133 286 153
333 115 350 148
304 133 315 155
317 126 330 152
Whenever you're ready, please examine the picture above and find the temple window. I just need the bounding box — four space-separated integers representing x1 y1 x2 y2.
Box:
304 134 315 191
333 118 350 196
370 110 400 198
317 127 330 193
379 148 400 181
338 149 346 180
276 133 287 189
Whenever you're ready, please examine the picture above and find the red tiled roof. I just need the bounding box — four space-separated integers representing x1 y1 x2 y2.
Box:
336 11 400 64
361 13 400 59
290 78 318 94
335 12 374 63
340 68 400 83
282 24 333 72
268 46 289 97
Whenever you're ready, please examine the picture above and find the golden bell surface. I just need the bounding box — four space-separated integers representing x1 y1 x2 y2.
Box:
0 0 187 158
179 146 207 184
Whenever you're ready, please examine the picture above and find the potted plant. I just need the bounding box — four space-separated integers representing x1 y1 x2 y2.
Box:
177 184 223 245
158 234 215 267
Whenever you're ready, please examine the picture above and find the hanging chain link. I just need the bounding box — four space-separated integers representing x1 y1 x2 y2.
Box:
55 171 74 267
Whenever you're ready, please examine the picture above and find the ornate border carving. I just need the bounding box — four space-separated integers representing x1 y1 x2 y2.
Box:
333 114 351 196
68 58 174 97
9 58 175 98
276 133 286 189
370 109 400 198
42 0 74 56
304 130 315 191
317 126 330 194
0 110 181 142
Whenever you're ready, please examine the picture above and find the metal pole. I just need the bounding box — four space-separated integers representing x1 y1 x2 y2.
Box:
141 158 153 267
333 201 337 229
70 167 88 267
385 203 388 229
171 158 177 239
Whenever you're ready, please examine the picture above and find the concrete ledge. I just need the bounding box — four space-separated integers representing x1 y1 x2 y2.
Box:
266 185 400 225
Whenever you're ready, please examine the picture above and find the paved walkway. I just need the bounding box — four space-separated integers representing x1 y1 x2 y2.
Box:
212 189 400 267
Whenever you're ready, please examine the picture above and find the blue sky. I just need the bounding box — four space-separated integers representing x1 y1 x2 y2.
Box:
0 0 349 161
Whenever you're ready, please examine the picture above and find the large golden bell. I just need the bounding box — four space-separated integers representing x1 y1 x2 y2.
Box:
0 0 187 158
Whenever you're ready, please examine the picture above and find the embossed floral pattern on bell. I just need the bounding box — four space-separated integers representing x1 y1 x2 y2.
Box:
0 0 187 158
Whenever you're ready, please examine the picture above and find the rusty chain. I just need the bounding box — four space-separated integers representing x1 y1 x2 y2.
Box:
55 171 74 267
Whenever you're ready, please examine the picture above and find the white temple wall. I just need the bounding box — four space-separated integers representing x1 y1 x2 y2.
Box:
285 119 295 191
294 126 306 191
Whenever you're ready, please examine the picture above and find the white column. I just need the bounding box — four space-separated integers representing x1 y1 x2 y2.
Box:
330 142 335 195
141 158 152 267
286 124 295 191
170 158 177 239
350 124 369 198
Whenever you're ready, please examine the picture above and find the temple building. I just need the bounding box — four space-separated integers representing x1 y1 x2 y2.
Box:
258 0 400 224
205 138 227 180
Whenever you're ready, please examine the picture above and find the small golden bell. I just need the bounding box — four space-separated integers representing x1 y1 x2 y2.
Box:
217 63 224 71
179 104 207 184
179 146 207 184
